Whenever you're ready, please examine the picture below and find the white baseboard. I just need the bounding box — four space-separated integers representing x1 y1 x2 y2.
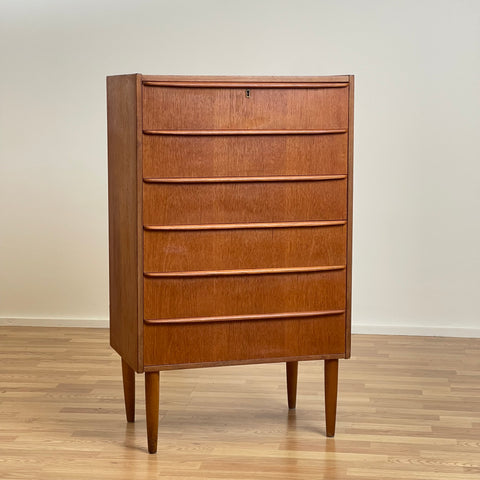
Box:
352 324 480 338
0 317 108 328
1 317 479 338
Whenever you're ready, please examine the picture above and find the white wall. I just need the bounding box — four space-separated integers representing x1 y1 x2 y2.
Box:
1 0 479 336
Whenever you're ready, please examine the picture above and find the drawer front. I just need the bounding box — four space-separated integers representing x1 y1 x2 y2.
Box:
143 133 348 177
144 224 347 272
144 314 346 366
143 179 347 225
144 269 345 320
143 86 348 130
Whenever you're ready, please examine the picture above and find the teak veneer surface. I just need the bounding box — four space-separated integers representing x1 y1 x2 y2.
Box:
143 179 347 225
143 270 346 321
143 86 348 130
107 74 142 372
143 224 347 272
107 74 354 453
144 315 346 367
140 74 351 82
143 133 348 177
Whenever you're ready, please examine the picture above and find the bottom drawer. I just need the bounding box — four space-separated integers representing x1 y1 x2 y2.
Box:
144 314 346 367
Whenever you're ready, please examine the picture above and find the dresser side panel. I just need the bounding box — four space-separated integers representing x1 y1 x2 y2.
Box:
107 74 141 372
345 76 354 359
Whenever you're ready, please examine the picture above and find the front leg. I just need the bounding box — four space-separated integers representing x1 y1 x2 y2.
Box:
286 361 298 409
145 371 160 454
324 359 338 437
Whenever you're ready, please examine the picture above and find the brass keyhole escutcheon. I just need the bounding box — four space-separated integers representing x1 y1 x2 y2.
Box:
245 89 250 98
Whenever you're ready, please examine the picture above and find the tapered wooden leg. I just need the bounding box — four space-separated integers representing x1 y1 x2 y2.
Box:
121 359 135 422
286 361 298 409
324 359 339 437
145 371 159 454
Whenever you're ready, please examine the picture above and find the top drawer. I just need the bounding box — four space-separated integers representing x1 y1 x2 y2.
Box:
143 85 349 131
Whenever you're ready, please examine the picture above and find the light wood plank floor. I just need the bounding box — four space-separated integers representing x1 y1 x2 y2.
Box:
0 327 479 479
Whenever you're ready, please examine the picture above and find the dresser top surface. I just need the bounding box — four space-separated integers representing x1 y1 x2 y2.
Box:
108 74 352 83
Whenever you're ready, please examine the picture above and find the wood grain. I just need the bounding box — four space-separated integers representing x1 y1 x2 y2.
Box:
143 86 348 130
143 179 347 225
143 310 345 325
143 315 346 366
143 174 346 183
108 74 354 453
345 76 355 359
145 371 159 454
2 327 479 479
325 359 339 436
144 265 345 278
141 74 351 82
121 359 135 422
143 224 347 272
144 269 346 320
143 129 347 135
107 74 142 372
145 220 346 230
143 81 349 88
143 132 348 177
286 361 298 409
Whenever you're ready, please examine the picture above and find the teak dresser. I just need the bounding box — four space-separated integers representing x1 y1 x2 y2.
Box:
107 74 354 453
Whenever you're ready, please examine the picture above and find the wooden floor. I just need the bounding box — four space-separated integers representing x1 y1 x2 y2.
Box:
0 327 479 479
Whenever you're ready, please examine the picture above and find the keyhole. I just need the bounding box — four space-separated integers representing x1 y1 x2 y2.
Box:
245 89 250 98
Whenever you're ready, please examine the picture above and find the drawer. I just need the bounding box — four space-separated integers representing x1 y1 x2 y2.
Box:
144 224 347 272
144 314 346 367
143 178 347 225
143 86 349 130
143 133 348 177
144 269 346 320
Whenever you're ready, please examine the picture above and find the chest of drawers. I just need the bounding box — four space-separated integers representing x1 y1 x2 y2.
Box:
107 74 354 453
